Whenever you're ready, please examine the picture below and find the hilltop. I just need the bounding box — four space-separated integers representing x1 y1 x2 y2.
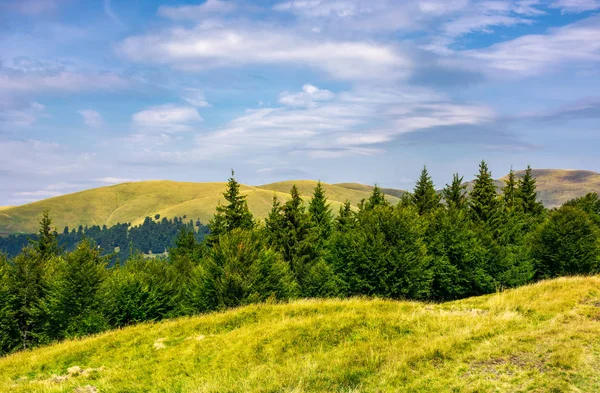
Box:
1 276 599 392
1 169 599 235
0 181 400 235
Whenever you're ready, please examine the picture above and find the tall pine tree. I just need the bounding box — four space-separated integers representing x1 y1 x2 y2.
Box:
517 165 544 216
37 209 58 260
308 181 333 239
411 166 441 215
470 160 500 224
502 167 518 210
210 170 254 236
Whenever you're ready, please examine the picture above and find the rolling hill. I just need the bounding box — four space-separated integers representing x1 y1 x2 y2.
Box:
1 276 599 392
0 180 400 235
1 169 599 235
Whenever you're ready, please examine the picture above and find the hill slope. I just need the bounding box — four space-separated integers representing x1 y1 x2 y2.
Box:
0 180 399 235
1 276 599 392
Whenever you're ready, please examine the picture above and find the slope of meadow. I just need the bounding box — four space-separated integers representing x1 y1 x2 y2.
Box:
0 276 599 392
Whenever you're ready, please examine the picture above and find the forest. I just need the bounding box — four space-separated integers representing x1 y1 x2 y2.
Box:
1 161 599 356
0 216 210 263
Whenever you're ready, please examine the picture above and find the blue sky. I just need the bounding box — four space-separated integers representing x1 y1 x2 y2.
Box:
1 0 599 205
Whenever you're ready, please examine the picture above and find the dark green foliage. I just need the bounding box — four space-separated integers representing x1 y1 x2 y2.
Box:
443 173 467 210
502 168 518 210
330 205 432 300
5 246 49 351
265 185 337 297
425 209 492 300
336 201 354 231
564 193 600 227
200 229 298 308
532 206 600 278
0 254 19 354
210 170 254 236
37 209 59 260
360 185 388 211
47 239 108 338
102 255 178 327
470 160 500 223
411 166 441 215
517 166 544 216
308 181 334 239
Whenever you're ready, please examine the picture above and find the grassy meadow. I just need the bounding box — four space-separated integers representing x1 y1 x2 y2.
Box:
1 276 599 392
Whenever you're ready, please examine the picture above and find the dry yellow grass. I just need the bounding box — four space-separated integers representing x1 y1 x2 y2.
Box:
1 276 599 392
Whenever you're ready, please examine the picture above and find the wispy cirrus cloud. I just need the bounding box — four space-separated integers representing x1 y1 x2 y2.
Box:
119 24 410 81
158 0 236 20
462 15 600 76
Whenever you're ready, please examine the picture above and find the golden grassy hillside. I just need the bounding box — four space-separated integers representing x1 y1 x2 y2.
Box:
0 180 399 235
505 169 600 208
1 276 599 392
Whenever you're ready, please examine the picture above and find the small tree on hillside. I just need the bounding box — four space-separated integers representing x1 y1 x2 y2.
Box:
411 166 441 215
210 170 254 236
336 201 354 231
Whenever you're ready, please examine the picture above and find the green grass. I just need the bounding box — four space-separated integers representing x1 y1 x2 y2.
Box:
0 180 400 235
1 276 600 392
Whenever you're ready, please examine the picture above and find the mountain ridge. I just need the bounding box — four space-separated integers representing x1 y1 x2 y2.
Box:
1 169 599 235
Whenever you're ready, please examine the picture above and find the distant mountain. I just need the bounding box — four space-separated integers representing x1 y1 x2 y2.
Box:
1 169 598 235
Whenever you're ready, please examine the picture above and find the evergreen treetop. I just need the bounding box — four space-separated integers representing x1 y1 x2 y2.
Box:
502 167 518 210
517 165 544 216
470 160 499 223
442 173 467 210
308 181 333 238
411 166 441 215
210 170 254 235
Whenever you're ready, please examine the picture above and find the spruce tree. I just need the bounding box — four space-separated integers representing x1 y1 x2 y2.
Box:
442 173 467 210
37 209 58 260
336 201 354 231
469 160 499 223
308 181 333 239
411 166 441 215
361 185 388 211
502 168 518 210
210 170 254 236
517 165 544 216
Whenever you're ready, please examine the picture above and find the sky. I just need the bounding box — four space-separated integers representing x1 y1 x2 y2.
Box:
1 0 599 205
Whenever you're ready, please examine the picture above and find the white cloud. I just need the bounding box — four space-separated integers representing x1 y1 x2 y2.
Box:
95 177 140 184
0 101 47 128
464 15 600 75
158 0 236 20
279 84 335 107
0 139 93 176
182 88 211 107
186 85 494 160
78 109 103 127
119 26 409 80
132 105 203 133
550 0 600 13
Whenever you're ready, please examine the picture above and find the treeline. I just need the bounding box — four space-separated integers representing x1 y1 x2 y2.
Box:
1 162 600 356
0 215 210 261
